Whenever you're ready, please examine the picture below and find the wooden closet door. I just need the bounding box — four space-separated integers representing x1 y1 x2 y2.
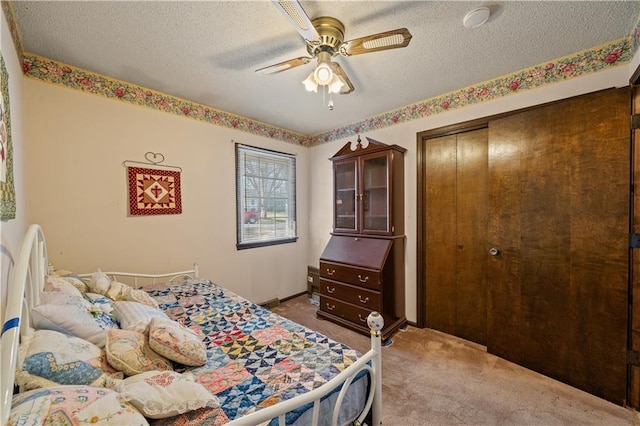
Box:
487 88 630 404
424 129 488 345
629 76 640 408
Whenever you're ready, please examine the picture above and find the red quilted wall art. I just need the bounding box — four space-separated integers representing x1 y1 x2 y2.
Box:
127 166 182 216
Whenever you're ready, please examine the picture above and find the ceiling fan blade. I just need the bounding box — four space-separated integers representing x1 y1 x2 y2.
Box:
271 0 321 44
256 56 313 75
331 62 355 94
339 28 412 56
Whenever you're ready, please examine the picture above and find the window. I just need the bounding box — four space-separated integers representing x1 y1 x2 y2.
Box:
236 144 297 249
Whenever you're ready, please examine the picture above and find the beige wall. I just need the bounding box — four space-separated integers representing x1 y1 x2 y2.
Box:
308 65 631 323
23 79 310 303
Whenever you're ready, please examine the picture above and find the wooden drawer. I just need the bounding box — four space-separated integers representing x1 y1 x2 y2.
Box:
319 261 381 290
319 295 373 328
319 278 381 310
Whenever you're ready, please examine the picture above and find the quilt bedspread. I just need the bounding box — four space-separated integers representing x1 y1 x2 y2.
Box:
144 279 364 425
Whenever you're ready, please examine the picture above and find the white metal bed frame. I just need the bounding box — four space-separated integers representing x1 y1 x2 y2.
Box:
1 224 383 426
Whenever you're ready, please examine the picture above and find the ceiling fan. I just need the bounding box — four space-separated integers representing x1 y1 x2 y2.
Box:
256 0 413 100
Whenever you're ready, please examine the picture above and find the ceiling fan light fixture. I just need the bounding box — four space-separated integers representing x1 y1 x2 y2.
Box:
302 72 318 92
313 62 334 85
328 74 345 94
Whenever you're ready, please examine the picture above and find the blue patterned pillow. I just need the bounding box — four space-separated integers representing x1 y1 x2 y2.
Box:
16 330 122 390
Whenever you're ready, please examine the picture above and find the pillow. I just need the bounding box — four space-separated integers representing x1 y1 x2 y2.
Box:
43 275 84 299
39 291 90 310
106 280 130 300
107 281 159 308
105 329 173 376
85 292 114 304
148 317 207 366
117 371 219 419
126 287 160 309
31 301 118 348
16 329 122 391
61 275 90 294
87 268 111 295
113 301 169 334
9 385 148 426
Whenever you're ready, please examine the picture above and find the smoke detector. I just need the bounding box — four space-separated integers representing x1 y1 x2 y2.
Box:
463 7 491 28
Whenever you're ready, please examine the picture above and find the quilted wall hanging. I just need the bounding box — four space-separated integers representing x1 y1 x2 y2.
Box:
0 52 15 221
125 153 182 216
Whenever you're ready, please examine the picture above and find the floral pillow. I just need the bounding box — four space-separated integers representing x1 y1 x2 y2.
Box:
16 329 122 391
105 329 173 376
113 301 169 334
148 317 207 367
9 385 148 425
116 370 219 419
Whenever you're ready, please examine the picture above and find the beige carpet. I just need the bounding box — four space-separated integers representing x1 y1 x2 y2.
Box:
272 295 640 425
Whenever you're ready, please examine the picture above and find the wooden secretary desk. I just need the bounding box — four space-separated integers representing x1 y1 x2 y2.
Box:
317 136 406 341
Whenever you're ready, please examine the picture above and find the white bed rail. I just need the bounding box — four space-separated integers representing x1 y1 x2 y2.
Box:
1 224 48 425
77 264 199 287
228 312 384 426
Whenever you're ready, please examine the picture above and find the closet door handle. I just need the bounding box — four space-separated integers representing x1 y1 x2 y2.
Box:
358 275 369 283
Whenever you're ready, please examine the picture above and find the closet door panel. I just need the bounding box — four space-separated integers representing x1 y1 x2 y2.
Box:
488 88 629 404
425 135 457 334
455 129 488 344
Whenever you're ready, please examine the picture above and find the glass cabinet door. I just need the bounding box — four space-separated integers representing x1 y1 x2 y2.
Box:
334 160 357 232
361 154 389 233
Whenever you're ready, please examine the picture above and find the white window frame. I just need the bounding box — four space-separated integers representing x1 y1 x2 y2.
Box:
235 143 297 249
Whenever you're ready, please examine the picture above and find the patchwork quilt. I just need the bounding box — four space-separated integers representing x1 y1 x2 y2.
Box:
144 279 365 425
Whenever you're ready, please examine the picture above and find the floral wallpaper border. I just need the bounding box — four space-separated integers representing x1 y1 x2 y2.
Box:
315 37 632 144
3 0 638 148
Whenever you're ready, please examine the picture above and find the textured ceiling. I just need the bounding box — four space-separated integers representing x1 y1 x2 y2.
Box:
11 1 640 135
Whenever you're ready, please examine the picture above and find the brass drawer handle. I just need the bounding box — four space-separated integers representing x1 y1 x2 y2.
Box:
326 303 336 311
358 295 369 304
358 274 369 283
358 314 367 323
326 286 335 294
326 268 336 276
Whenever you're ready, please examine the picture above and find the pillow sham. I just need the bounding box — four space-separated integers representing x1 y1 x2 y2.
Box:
113 300 169 334
107 281 159 308
87 268 111 295
117 370 219 419
9 385 148 426
31 300 118 348
105 329 173 376
126 287 160 309
39 292 90 310
148 317 207 367
61 275 90 294
16 329 121 391
43 275 84 299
